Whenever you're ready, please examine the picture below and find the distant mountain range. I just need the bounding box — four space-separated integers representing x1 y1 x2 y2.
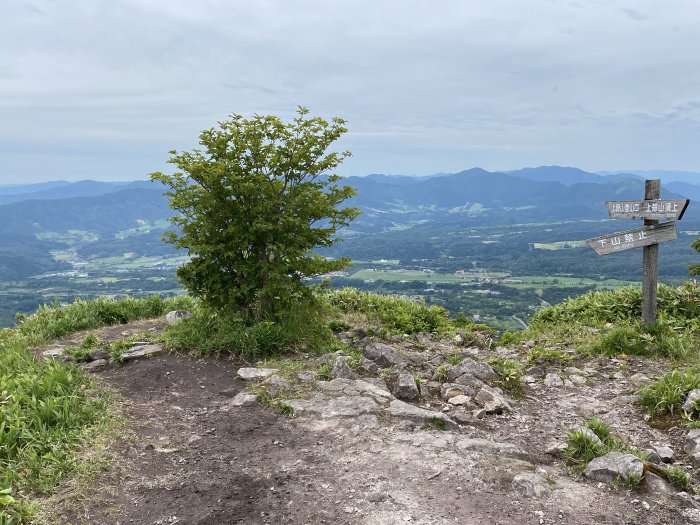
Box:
1 166 698 280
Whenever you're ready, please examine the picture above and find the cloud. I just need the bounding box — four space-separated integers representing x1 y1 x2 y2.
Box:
1 0 700 182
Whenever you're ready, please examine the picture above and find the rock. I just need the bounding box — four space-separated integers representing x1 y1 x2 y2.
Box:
569 375 587 387
650 444 674 464
447 358 495 382
42 347 65 359
564 366 585 376
79 359 109 371
362 377 391 393
316 378 394 405
583 452 644 484
357 357 380 375
572 426 604 448
525 366 546 378
629 373 650 384
474 385 512 414
391 369 420 400
237 367 279 380
165 310 193 324
289 394 381 419
351 327 368 340
544 373 564 388
332 357 357 380
453 373 484 389
386 400 458 431
642 472 675 495
448 395 472 406
683 389 700 414
546 441 567 458
455 437 529 459
521 375 538 384
227 392 257 407
441 383 477 400
512 472 552 498
121 344 166 362
644 448 661 463
262 375 292 397
297 371 316 382
88 349 110 361
363 343 406 368
684 429 700 465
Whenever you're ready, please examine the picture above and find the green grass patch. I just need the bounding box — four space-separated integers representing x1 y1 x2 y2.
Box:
639 367 700 415
488 358 523 397
564 418 629 472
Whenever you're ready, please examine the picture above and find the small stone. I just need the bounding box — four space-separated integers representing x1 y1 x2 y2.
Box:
363 343 407 368
441 383 476 400
79 359 109 371
629 373 650 384
297 371 316 382
331 357 357 380
88 349 110 361
367 491 386 503
357 358 380 375
237 367 279 380
227 392 257 407
447 358 495 382
683 389 700 414
546 441 567 458
262 375 292 397
583 452 644 485
544 373 564 388
452 334 464 345
569 375 587 386
391 369 420 401
642 472 675 495
685 429 700 456
650 444 674 463
448 395 471 406
521 375 537 384
165 310 193 324
512 472 552 498
121 344 166 362
474 385 512 414
525 366 545 378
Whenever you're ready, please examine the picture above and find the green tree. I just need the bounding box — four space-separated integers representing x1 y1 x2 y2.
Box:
690 238 700 276
151 107 359 321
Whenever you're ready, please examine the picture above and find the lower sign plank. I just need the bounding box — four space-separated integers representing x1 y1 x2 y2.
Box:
586 221 677 256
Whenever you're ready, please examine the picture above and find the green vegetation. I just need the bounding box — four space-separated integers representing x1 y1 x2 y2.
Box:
1 294 199 523
564 419 627 472
152 107 359 323
667 466 691 490
639 367 700 415
488 358 523 397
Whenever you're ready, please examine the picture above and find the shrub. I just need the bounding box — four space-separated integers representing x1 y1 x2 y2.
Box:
488 358 523 397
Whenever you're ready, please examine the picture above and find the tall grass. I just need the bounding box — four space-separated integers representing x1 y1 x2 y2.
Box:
2 294 193 523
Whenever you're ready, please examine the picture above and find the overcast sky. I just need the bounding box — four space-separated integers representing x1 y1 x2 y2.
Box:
2 0 699 183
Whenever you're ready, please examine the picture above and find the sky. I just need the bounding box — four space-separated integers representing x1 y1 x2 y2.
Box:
2 0 700 183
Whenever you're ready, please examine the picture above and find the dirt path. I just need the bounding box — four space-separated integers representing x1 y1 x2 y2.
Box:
42 321 696 525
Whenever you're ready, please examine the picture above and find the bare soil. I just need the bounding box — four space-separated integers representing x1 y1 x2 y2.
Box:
40 320 698 525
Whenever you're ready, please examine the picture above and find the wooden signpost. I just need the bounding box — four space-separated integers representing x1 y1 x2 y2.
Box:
586 179 690 325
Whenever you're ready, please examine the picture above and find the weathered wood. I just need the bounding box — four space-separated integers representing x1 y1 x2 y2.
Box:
642 179 661 326
606 199 689 221
585 221 676 256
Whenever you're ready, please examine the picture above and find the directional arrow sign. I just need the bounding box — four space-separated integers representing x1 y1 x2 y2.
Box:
586 221 677 256
606 199 689 220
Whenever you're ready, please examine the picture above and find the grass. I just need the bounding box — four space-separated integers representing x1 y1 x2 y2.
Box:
564 418 628 472
1 294 195 523
667 466 691 490
639 367 700 415
488 358 523 397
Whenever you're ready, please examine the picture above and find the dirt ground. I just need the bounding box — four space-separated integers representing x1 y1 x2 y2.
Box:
40 320 698 525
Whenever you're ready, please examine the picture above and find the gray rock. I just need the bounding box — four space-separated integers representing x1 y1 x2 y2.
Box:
455 437 529 459
262 375 292 397
642 472 676 495
297 370 316 382
683 389 700 414
512 472 553 498
361 377 391 393
79 359 109 371
391 369 420 400
363 343 407 368
447 358 495 382
452 333 464 345
227 392 257 407
569 375 587 386
386 400 458 431
316 378 394 405
452 372 485 389
332 357 357 380
650 444 674 464
685 429 700 461
544 373 564 388
441 383 477 400
121 344 166 362
629 373 650 384
474 385 512 414
289 394 381 419
521 375 538 384
237 367 279 380
546 440 568 458
564 366 585 376
165 310 193 324
583 452 644 484
357 357 380 375
643 448 661 463
572 426 604 448
42 347 65 359
525 366 546 378
88 349 110 361
447 394 471 406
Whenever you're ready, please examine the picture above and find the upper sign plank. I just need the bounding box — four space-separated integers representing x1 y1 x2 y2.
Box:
606 199 689 220
586 221 678 256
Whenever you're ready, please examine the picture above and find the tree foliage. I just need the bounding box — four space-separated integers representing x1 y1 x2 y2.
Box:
151 107 359 321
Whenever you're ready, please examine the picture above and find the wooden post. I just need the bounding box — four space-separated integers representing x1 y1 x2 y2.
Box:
642 179 660 326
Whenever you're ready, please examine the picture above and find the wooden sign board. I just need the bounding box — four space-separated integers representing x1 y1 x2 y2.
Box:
586 221 677 256
606 199 689 221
